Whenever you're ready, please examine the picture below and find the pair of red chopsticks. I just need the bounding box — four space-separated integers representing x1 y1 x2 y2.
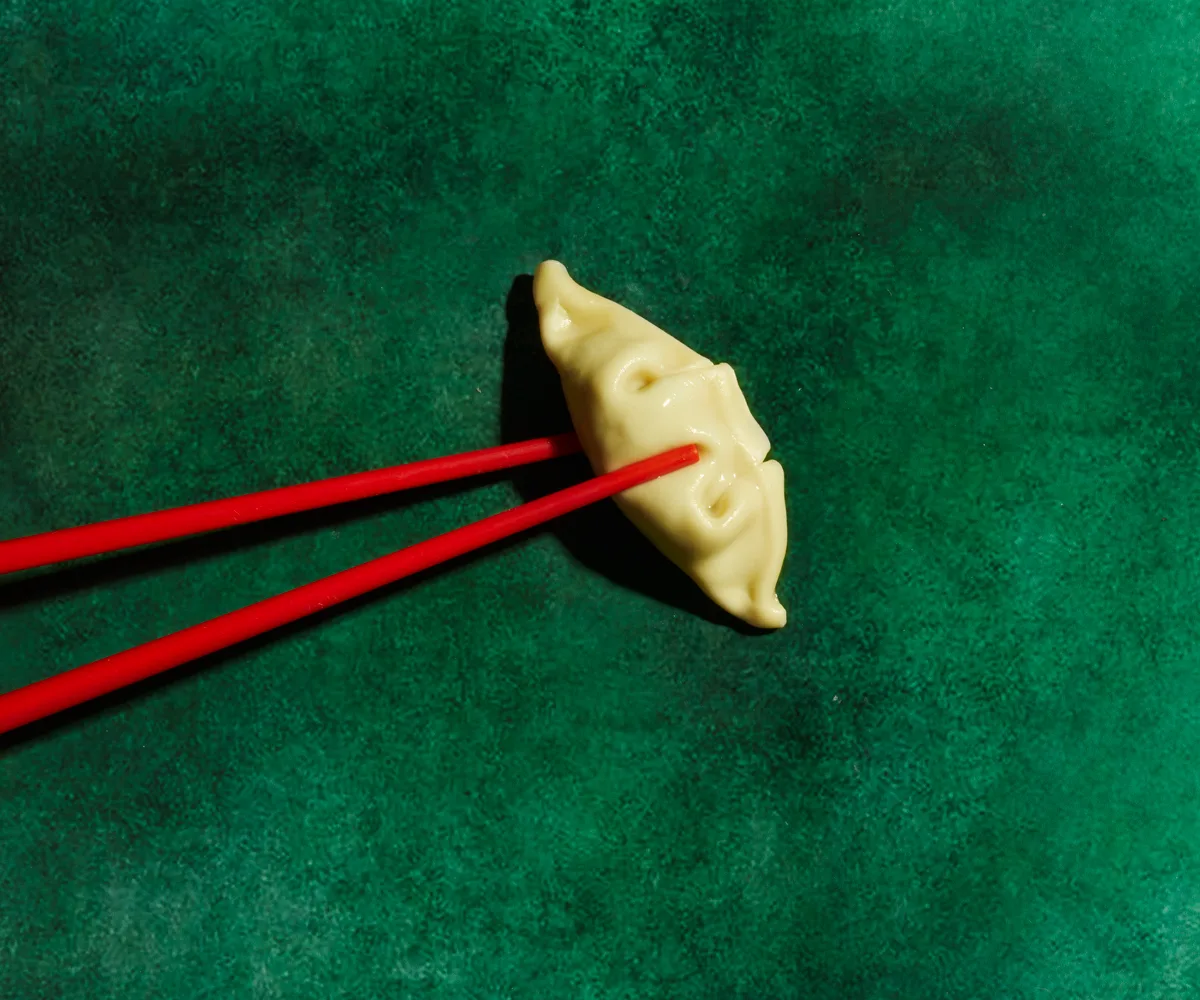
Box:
0 435 699 736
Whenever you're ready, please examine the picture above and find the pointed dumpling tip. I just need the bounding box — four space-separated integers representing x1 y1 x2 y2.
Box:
715 585 787 629
754 598 787 630
534 260 613 349
533 260 574 308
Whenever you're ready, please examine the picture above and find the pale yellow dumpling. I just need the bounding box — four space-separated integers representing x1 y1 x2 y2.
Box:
533 260 787 628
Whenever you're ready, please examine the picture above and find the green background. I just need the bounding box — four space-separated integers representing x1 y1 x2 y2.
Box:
2 0 1199 996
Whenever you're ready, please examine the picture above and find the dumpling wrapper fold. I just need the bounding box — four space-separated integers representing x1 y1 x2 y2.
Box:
533 260 787 628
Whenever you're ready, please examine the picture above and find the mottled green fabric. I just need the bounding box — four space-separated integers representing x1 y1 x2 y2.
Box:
3 1 1200 996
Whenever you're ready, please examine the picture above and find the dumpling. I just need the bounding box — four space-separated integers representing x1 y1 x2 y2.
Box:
533 260 787 628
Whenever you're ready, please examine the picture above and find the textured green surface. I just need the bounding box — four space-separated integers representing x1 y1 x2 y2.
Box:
3 0 1200 996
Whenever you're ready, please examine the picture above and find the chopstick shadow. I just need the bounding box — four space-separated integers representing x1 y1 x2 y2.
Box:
0 471 518 614
0 513 533 754
500 274 758 633
0 473 541 753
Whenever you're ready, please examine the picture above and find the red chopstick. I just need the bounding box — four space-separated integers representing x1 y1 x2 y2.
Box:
0 433 583 576
0 443 700 736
